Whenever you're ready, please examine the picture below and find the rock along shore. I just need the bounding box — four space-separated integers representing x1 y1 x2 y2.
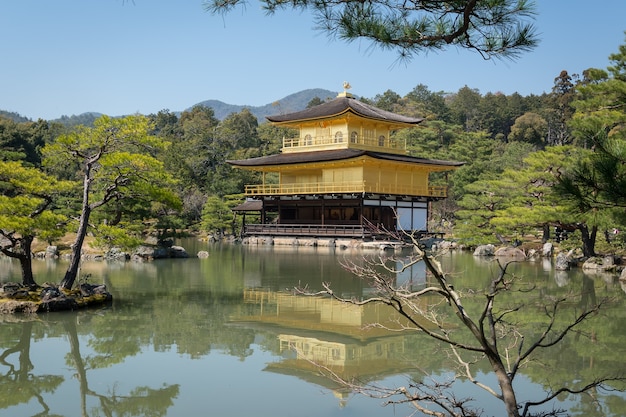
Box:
0 282 112 314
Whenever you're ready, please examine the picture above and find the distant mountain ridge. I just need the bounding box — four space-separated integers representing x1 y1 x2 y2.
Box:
1 88 340 126
0 110 32 123
191 88 338 122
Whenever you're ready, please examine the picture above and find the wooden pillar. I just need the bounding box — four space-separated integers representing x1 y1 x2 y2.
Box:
261 200 266 224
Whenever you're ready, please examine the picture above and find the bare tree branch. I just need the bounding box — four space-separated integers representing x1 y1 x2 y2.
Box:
293 225 624 417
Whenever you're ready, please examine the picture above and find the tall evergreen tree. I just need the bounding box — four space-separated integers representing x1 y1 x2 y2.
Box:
490 146 586 243
448 86 482 132
555 35 626 255
404 84 451 121
545 70 577 146
509 112 548 146
0 161 72 285
42 115 180 289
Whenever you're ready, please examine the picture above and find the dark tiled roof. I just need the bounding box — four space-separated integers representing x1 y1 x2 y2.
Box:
232 200 263 211
228 149 464 168
266 96 423 125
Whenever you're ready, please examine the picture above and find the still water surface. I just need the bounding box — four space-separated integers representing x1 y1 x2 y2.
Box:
1 240 626 417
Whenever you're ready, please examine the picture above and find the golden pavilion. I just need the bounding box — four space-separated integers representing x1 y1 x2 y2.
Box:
228 85 462 240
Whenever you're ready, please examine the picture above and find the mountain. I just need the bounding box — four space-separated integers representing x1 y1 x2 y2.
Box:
0 110 31 123
53 112 104 127
1 88 341 126
192 88 337 122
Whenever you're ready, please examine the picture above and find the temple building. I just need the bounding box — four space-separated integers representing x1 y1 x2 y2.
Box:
228 85 463 240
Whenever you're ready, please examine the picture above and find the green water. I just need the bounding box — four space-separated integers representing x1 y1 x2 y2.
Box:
1 241 625 416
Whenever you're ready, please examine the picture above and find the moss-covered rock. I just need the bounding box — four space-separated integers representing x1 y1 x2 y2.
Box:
0 282 112 314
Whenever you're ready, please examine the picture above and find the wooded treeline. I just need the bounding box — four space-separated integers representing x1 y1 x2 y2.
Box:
2 36 626 274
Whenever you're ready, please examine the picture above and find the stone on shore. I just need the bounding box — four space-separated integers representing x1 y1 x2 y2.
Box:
542 242 553 257
473 244 495 256
494 246 526 259
555 252 571 271
582 256 618 272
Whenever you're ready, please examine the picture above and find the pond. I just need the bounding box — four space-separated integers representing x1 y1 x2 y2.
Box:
1 240 626 417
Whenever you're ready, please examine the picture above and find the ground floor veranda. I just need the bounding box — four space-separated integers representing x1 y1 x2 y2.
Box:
234 193 440 239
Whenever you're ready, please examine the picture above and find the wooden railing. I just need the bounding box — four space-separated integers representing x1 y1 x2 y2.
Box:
243 224 445 240
244 224 368 238
244 181 447 197
282 134 406 152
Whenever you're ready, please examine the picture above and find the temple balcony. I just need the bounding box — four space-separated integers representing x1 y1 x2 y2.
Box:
282 134 406 155
244 181 447 198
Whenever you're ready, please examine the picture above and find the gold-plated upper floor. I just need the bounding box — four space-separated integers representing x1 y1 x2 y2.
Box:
282 133 407 155
244 181 447 198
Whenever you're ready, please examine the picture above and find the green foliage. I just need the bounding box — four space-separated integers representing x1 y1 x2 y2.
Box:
544 70 577 146
454 141 538 244
158 105 220 193
53 112 101 128
371 89 402 112
477 92 518 138
404 84 451 121
201 195 236 236
218 108 260 149
447 86 483 131
153 107 269 224
256 123 293 156
554 35 626 254
150 108 182 138
0 117 62 166
205 0 538 61
492 146 583 234
455 179 508 244
0 160 73 240
509 112 548 146
44 116 181 225
306 96 325 108
42 115 181 288
10 35 626 259
444 132 498 196
0 160 74 284
93 223 144 250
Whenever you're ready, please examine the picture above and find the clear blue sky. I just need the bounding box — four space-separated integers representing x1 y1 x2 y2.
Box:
2 1 625 120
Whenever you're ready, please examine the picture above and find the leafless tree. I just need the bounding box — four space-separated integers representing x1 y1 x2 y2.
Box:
298 229 624 417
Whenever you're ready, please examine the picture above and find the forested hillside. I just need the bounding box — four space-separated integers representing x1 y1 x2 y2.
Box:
193 88 336 121
2 36 626 258
1 89 337 127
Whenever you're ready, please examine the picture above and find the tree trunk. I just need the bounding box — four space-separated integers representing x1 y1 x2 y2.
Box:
542 223 550 243
60 205 91 290
578 223 597 257
20 236 36 287
19 255 36 287
60 170 93 290
1 236 37 286
489 355 521 417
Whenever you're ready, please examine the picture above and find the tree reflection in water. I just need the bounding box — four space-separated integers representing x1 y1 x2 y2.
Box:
1 245 626 416
0 320 63 416
0 314 179 417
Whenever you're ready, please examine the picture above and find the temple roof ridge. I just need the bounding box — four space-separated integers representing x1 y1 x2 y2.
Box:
266 94 423 126
228 148 464 168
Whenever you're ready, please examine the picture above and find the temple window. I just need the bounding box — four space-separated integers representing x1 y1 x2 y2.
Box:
378 135 386 146
350 131 358 143
334 131 343 143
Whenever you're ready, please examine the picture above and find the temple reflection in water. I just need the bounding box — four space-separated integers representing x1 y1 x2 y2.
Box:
232 256 429 407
